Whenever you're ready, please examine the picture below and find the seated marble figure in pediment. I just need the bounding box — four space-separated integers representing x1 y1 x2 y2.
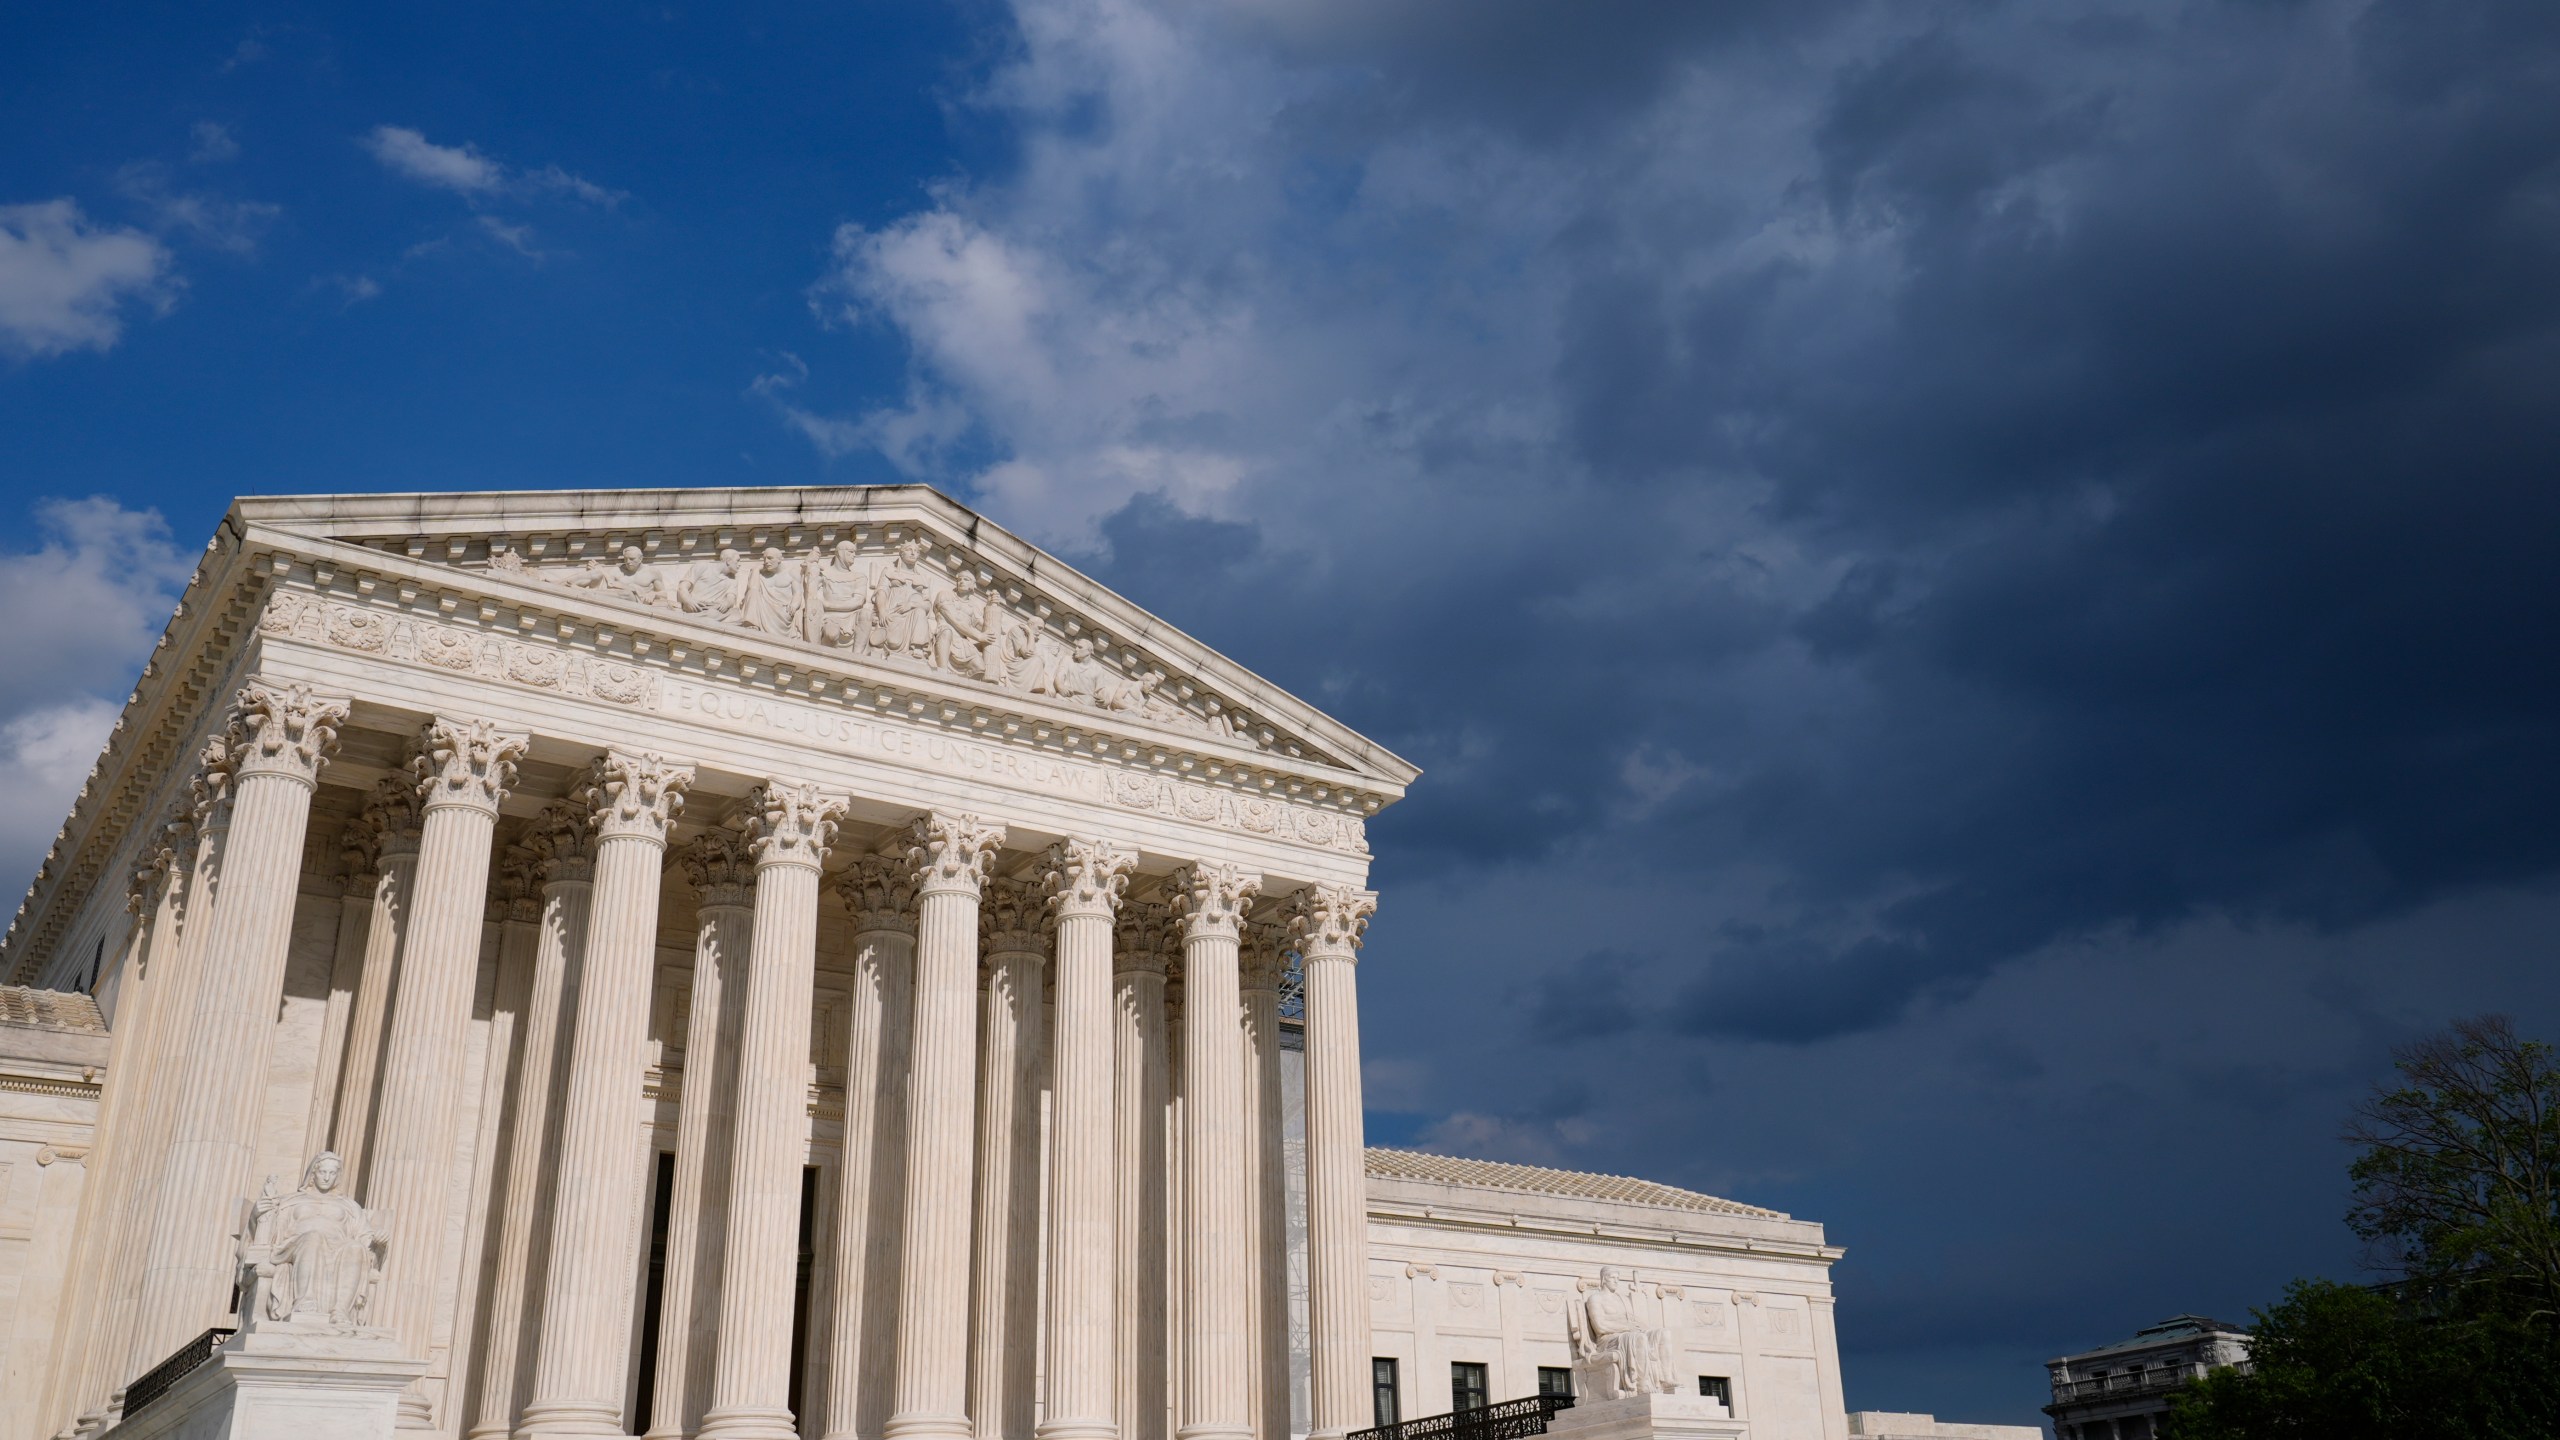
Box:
484 533 1280 753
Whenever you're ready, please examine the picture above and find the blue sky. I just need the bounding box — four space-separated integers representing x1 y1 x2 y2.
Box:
8 1 2560 1429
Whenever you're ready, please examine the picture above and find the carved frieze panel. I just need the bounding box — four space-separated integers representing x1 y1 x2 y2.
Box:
259 587 1371 856
441 527 1318 761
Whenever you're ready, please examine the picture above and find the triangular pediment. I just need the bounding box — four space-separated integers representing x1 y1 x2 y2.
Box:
239 485 1418 792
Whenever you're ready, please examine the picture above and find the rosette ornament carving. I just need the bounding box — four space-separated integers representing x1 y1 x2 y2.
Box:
906 812 1005 898
1042 838 1135 923
744 779 850 870
231 680 351 785
1168 861 1261 942
981 876 1045 956
523 799 598 885
412 717 530 814
582 750 694 841
1284 884 1376 961
839 853 920 934
679 825 756 909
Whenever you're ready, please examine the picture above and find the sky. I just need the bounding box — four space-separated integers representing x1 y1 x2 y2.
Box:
5 0 2559 1428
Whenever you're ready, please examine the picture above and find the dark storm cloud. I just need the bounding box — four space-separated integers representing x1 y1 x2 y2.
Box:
1084 0 2560 1044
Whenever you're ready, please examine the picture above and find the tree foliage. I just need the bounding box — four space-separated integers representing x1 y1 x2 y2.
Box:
2345 1014 2560 1320
2160 1017 2560 1440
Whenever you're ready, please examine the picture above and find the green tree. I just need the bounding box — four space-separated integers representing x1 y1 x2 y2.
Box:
2345 1015 2560 1320
2161 1017 2560 1440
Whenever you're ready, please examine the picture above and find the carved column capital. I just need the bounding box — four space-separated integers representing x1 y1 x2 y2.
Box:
743 779 850 871
412 716 529 814
1113 900 1176 977
838 853 919 935
229 680 351 786
1169 861 1262 943
583 750 693 842
491 843 545 923
1043 838 1135 924
906 812 1005 899
678 826 755 909
189 729 239 832
1241 920 1289 991
981 876 1045 957
1285 884 1376 961
525 799 597 886
359 775 426 864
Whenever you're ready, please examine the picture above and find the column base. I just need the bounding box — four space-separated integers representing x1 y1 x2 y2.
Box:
512 1398 633 1436
1174 1424 1250 1440
699 1405 801 1440
884 1411 974 1440
1035 1420 1120 1440
1542 1394 1742 1440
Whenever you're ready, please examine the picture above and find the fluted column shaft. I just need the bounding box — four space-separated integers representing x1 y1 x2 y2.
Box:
39 825 185 1435
300 861 374 1182
371 719 526 1424
701 781 846 1440
128 683 347 1375
887 814 1004 1440
1112 907 1172 1440
1038 842 1133 1440
1289 887 1377 1440
821 856 919 1440
647 832 755 1440
522 751 693 1438
970 879 1045 1440
1237 933 1289 1440
1172 866 1260 1440
335 777 422 1182
467 806 594 1440
90 814 214 1427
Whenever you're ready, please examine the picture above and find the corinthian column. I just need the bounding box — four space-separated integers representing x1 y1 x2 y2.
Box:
334 775 424 1183
521 751 694 1438
300 817 381 1172
466 803 595 1440
1285 886 1376 1440
822 856 920 1440
370 718 528 1422
701 780 848 1440
1112 903 1174 1440
645 826 754 1440
969 878 1046 1440
1237 925 1289 1440
1169 864 1261 1440
128 681 349 1372
885 812 1005 1440
1038 841 1133 1440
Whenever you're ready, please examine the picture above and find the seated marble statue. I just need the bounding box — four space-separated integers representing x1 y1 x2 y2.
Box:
236 1151 388 1333
1568 1266 1682 1400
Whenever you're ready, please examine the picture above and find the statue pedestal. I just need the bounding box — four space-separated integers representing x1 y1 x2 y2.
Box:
100 1325 426 1440
1545 1394 1746 1440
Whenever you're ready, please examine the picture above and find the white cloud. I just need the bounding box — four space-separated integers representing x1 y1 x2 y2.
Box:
476 215 544 258
364 126 505 194
189 121 240 164
115 162 279 256
0 699 121 889
0 200 175 360
0 496 192 896
363 126 625 208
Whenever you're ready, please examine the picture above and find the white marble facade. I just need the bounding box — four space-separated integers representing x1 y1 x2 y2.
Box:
0 484 1896 1440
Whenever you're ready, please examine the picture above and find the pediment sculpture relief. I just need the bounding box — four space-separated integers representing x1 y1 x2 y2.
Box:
1567 1266 1683 1401
489 536 1281 751
234 1151 390 1335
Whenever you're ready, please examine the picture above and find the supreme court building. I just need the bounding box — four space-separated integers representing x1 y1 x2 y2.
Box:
0 487 1922 1440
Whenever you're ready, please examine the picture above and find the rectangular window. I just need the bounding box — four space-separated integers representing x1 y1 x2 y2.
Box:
1697 1376 1732 1408
1450 1362 1489 1412
1537 1367 1574 1398
1373 1358 1400 1430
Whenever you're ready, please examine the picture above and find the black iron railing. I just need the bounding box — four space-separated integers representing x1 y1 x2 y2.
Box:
123 1326 234 1417
1353 1393 1577 1440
